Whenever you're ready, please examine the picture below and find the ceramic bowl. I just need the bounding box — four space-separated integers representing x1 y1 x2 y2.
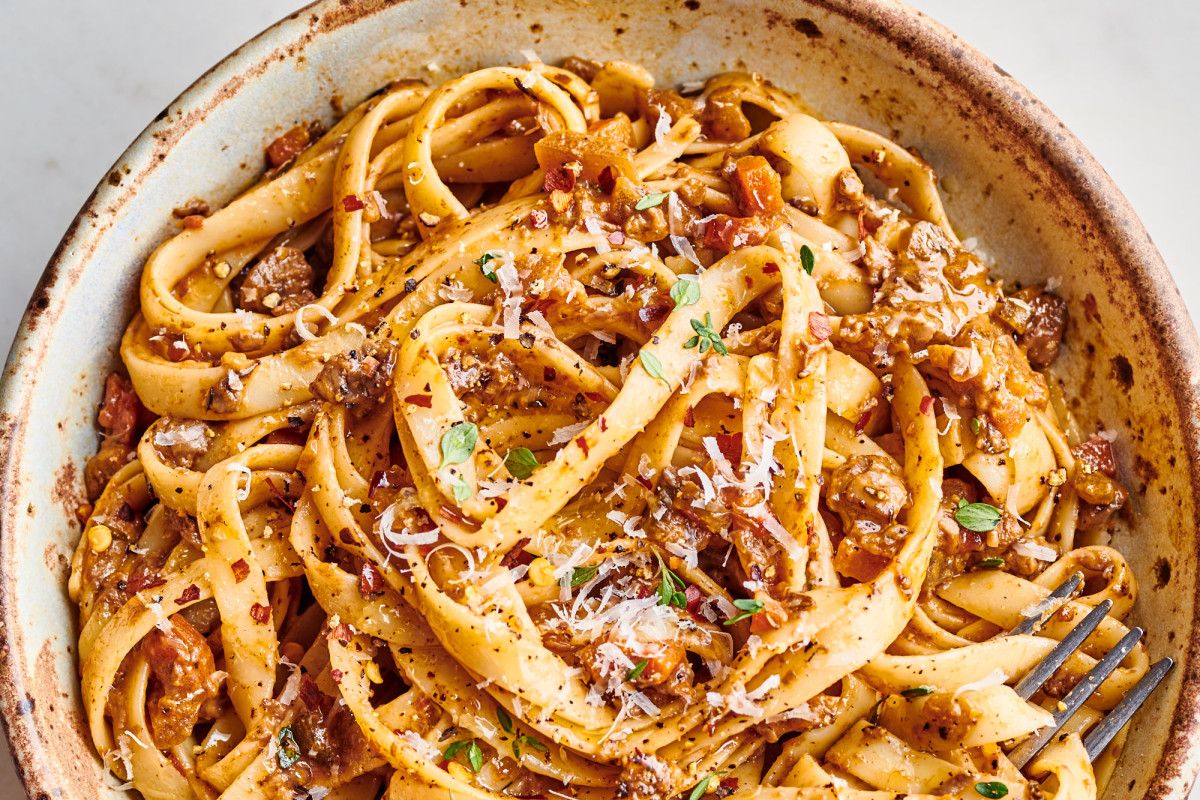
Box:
2 0 1198 797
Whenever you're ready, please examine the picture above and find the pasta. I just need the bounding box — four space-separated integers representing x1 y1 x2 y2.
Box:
69 57 1148 800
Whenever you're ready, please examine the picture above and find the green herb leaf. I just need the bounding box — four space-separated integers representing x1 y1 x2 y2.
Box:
635 191 669 210
685 312 728 356
497 708 514 734
970 416 983 435
688 771 726 800
901 686 933 698
655 553 687 608
504 447 540 480
978 557 1005 570
670 278 701 307
512 735 549 759
567 564 599 588
954 501 1003 532
639 349 669 385
724 597 765 625
466 741 483 773
443 740 471 761
974 782 1009 799
451 475 472 503
800 244 816 276
276 725 302 769
474 251 502 283
439 422 479 470
627 659 649 681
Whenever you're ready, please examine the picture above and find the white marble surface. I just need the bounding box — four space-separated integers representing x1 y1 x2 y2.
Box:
0 1 1196 797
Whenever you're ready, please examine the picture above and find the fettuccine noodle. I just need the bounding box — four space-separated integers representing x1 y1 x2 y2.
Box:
70 57 1145 800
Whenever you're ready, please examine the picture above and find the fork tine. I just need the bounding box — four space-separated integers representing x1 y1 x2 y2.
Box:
1081 657 1174 761
1009 625 1144 769
1013 598 1113 700
1009 572 1084 637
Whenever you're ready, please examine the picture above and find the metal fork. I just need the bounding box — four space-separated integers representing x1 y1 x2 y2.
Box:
997 571 1174 769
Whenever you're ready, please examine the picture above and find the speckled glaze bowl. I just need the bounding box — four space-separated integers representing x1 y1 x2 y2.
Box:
2 1 1198 797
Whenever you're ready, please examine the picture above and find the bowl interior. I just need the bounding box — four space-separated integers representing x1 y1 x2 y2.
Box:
2 1 1198 797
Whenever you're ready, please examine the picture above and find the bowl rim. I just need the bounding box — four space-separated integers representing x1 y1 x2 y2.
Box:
2 0 1198 797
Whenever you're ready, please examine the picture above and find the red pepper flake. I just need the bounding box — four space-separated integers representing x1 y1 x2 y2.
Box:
264 477 295 513
330 668 344 684
129 575 167 593
920 396 935 416
549 189 573 214
342 194 366 212
599 416 608 432
529 208 549 229
543 366 557 381
683 405 695 428
494 496 508 511
597 165 617 194
575 435 590 458
744 276 754 288
608 230 626 246
543 166 576 193
180 214 205 230
359 562 385 597
854 408 872 434
175 584 200 605
249 603 271 624
715 432 743 465
635 475 654 491
638 304 671 324
299 674 333 713
231 559 250 583
584 391 604 402
808 312 832 341
404 393 434 408
720 777 740 790
500 538 532 569
266 124 313 168
339 527 356 545
684 584 704 616
762 262 780 274
328 622 353 644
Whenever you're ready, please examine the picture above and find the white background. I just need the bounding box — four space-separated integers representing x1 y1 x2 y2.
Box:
0 1 1196 796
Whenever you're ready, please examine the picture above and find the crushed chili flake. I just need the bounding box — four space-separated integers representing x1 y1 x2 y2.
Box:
808 312 832 341
299 674 333 713
129 575 167 593
500 538 532 569
599 416 608 432
175 584 200 605
404 393 434 408
549 189 573 214
529 209 549 229
328 622 354 643
854 408 872 434
597 166 617 194
635 475 654 491
575 435 590 458
762 262 780 274
715 432 743 464
544 366 557 381
330 668 344 684
359 562 386 596
231 559 250 583
638 304 671 324
342 194 366 212
683 405 695 428
264 477 295 512
543 166 576 193
494 496 508 511
584 391 604 402
266 124 312 168
249 603 271 624
339 527 356 545
919 396 935 416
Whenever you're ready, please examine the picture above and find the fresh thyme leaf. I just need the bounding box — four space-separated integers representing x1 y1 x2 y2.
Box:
800 244 816 275
723 597 765 625
512 735 548 759
901 686 934 698
496 707 514 734
439 422 479 470
978 557 1005 569
451 475 472 503
670 277 701 307
974 782 1009 799
567 564 599 588
635 191 669 210
639 349 669 385
443 740 471 761
655 552 687 608
466 740 483 772
685 312 728 356
276 726 301 769
688 771 726 800
627 659 649 681
954 501 1003 532
474 251 502 283
504 447 540 480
